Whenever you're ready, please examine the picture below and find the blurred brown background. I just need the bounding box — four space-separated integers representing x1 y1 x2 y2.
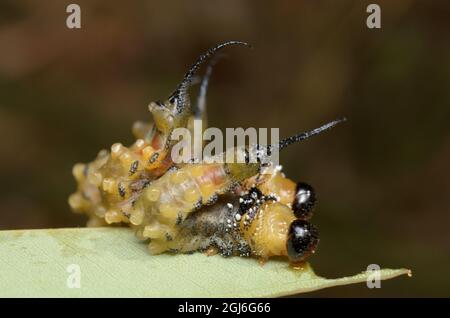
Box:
0 0 449 297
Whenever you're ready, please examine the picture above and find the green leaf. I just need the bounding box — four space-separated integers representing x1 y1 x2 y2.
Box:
0 228 410 297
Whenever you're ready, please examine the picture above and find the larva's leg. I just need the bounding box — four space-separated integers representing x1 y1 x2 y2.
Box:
205 246 218 256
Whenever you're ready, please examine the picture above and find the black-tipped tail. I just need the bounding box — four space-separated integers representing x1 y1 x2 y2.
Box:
169 41 251 112
278 117 347 150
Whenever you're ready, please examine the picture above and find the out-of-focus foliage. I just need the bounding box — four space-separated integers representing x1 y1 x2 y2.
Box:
0 0 449 296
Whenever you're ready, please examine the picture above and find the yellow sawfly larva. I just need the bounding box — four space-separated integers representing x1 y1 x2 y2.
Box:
69 41 346 264
69 41 249 226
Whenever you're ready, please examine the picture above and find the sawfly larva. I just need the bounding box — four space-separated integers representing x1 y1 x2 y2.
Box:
69 41 249 226
69 41 346 265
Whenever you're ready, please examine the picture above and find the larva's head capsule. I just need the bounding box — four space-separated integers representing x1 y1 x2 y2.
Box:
286 219 319 264
292 182 316 220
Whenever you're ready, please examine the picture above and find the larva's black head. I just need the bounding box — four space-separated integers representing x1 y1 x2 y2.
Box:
293 182 316 220
286 219 319 263
169 41 251 114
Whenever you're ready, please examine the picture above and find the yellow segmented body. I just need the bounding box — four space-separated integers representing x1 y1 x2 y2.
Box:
69 42 335 263
68 121 173 226
130 162 252 253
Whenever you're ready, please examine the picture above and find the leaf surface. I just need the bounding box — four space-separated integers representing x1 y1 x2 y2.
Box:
0 228 410 297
